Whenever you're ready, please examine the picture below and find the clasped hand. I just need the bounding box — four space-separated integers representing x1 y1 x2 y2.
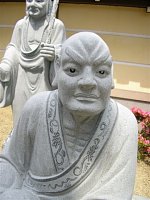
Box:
40 43 55 62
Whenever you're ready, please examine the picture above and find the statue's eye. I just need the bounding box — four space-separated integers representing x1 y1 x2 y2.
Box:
63 65 79 76
99 70 105 74
96 69 108 78
27 0 33 2
35 0 44 2
70 68 76 73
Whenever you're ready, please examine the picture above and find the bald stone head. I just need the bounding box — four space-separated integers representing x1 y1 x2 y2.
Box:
61 32 112 66
58 32 114 116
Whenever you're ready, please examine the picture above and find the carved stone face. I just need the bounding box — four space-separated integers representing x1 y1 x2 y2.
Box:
26 0 49 19
58 32 113 117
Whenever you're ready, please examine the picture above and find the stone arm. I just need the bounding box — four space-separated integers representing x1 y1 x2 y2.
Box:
0 19 23 106
81 105 138 200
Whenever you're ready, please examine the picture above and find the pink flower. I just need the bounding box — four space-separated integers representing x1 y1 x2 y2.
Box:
138 134 150 145
144 139 150 145
147 147 150 153
131 107 138 114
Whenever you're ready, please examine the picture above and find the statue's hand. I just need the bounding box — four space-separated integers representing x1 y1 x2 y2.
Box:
40 43 55 62
0 63 11 82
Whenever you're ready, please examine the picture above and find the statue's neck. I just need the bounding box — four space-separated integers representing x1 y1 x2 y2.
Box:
29 16 47 29
62 107 100 132
25 17 47 49
61 107 101 163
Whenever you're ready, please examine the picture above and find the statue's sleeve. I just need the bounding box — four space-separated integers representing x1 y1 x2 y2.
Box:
81 104 138 200
0 19 23 107
50 18 66 45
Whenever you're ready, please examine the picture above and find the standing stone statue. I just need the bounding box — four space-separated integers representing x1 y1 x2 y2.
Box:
0 0 66 124
0 32 138 200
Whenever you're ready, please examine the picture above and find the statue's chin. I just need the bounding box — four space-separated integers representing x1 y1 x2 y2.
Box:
66 103 106 118
61 97 107 118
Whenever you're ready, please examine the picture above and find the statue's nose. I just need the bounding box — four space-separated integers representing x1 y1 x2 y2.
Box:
78 67 96 90
29 0 36 6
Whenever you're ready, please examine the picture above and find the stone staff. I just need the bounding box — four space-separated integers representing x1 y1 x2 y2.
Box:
46 0 60 44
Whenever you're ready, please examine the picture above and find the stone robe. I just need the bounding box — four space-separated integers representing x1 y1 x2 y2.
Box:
0 90 138 200
0 17 66 124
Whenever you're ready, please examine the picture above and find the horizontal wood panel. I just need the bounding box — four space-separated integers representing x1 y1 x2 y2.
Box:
0 2 25 24
0 28 13 49
101 35 150 65
60 0 150 8
111 89 150 102
59 4 150 35
0 0 149 8
113 64 150 92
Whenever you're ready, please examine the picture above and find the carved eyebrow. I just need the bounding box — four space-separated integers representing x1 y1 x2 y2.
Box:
64 47 85 64
63 46 112 67
93 55 112 66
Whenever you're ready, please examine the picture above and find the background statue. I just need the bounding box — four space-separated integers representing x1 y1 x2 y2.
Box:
0 0 66 124
0 32 138 200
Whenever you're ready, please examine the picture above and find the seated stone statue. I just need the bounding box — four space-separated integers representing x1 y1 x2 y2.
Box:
0 32 138 200
0 0 66 124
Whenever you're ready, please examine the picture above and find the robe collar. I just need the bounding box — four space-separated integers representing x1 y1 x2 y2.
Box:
21 16 50 56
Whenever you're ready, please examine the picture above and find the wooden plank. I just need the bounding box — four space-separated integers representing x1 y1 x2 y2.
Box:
111 89 150 103
0 0 149 8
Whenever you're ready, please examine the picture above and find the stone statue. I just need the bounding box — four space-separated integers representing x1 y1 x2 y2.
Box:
0 0 66 124
0 32 138 200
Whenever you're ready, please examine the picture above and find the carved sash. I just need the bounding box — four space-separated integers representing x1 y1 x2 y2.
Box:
24 91 118 193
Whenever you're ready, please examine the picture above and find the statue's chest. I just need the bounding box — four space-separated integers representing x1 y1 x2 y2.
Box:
64 129 91 163
27 24 45 46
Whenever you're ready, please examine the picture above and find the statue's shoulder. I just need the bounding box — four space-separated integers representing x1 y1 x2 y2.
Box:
14 17 26 28
22 91 55 115
115 100 138 130
54 18 65 28
115 101 136 121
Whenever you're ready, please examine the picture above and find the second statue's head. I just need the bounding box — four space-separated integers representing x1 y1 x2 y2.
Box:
26 0 52 19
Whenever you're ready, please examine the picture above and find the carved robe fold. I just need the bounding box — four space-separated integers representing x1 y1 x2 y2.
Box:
0 17 66 124
0 91 138 200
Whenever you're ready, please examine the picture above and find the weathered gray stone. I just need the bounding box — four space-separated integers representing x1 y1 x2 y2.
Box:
0 32 139 200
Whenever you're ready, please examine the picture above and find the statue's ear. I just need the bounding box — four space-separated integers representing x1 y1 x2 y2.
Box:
111 80 115 89
51 55 61 89
111 63 115 89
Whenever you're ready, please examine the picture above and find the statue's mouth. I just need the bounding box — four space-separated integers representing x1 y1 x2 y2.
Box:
28 7 40 14
74 93 100 102
75 93 99 98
